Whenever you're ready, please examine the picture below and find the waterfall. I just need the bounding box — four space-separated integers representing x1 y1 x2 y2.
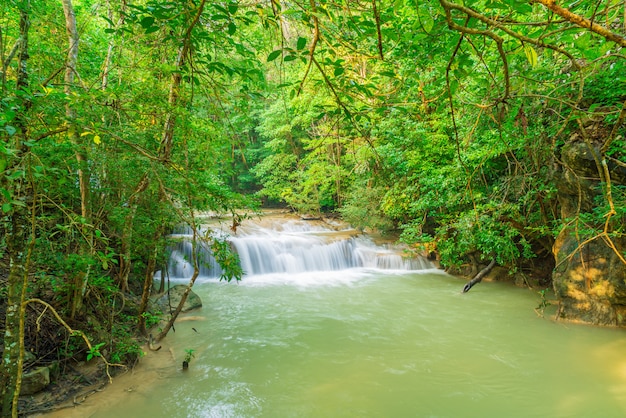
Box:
159 217 435 281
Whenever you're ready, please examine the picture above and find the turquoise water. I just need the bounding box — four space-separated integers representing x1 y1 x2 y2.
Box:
93 270 626 418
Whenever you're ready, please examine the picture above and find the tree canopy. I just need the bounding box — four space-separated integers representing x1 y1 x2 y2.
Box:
1 0 626 415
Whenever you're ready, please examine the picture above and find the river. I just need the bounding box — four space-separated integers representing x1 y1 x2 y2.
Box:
85 214 626 417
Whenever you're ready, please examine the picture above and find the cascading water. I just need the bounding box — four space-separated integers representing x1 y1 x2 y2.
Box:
160 216 434 281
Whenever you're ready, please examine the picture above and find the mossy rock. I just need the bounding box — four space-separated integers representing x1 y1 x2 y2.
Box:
155 285 202 314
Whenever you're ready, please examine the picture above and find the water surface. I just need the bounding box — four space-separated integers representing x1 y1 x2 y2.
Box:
93 270 626 418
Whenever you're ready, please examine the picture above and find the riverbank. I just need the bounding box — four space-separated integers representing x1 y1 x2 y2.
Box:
29 338 177 418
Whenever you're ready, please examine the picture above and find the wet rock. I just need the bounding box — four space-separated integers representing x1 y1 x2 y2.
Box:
156 285 202 314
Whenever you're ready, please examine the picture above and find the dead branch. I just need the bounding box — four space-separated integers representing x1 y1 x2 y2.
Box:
462 258 497 292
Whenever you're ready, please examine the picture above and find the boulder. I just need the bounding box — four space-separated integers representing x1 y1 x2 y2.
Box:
20 366 50 395
156 285 202 314
552 132 626 326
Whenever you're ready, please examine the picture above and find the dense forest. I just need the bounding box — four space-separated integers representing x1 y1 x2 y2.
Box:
1 0 626 415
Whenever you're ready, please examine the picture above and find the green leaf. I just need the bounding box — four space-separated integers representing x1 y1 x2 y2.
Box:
284 54 297 62
297 37 307 51
448 79 459 95
418 5 434 33
334 67 344 76
267 49 282 62
524 44 538 67
145 25 159 34
588 103 603 113
7 170 24 180
2 203 12 213
5 125 16 136
140 16 155 29
228 22 236 35
509 0 532 14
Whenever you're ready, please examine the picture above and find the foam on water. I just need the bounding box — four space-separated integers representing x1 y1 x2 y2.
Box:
157 216 435 284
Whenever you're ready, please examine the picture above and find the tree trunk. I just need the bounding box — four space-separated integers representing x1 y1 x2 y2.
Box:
0 3 31 416
117 173 149 292
138 222 166 336
154 227 200 342
61 0 92 319
0 214 29 418
552 127 626 325
158 0 206 162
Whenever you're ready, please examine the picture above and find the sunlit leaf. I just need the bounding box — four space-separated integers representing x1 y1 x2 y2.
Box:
267 49 282 62
418 5 434 33
524 44 538 67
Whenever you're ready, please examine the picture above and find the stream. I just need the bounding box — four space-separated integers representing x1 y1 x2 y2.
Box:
90 214 626 418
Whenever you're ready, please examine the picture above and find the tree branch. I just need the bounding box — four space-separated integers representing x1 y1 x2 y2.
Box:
462 259 497 292
372 0 383 60
298 0 320 95
532 0 626 47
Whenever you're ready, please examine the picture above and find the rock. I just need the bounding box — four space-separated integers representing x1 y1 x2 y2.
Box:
156 285 202 314
23 351 37 366
20 366 50 395
552 134 626 326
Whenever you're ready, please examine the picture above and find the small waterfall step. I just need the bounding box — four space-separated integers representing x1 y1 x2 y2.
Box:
162 216 434 280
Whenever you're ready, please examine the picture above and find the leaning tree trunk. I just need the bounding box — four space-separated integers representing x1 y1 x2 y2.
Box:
153 216 200 342
0 2 31 416
552 119 626 325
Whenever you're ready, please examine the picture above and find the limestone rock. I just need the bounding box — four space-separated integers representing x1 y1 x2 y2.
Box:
553 133 626 326
156 285 202 314
20 366 50 395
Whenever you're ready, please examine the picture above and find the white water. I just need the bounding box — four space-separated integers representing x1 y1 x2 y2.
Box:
161 217 434 281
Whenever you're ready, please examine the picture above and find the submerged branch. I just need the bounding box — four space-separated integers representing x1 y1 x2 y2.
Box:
462 259 497 293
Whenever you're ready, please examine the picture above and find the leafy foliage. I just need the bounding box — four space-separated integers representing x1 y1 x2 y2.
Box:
2 1 626 411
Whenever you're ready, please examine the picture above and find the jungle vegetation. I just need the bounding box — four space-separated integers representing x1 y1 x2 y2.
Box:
1 0 626 416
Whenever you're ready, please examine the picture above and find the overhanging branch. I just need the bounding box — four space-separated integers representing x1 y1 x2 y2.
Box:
532 0 626 47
